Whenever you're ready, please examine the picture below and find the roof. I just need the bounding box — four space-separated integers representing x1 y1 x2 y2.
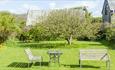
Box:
108 0 115 9
26 7 86 26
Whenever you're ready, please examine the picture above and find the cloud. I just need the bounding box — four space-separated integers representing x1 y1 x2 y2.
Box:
82 1 97 9
61 0 103 17
0 0 9 4
10 4 41 14
23 4 40 10
8 8 27 14
63 1 97 9
49 2 56 9
0 0 103 17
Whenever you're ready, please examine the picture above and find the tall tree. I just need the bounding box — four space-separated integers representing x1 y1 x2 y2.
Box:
0 11 19 43
39 8 101 45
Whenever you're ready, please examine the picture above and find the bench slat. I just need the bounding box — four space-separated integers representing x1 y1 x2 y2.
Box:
79 49 109 61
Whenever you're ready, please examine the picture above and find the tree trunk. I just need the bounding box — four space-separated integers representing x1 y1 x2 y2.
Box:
66 35 72 45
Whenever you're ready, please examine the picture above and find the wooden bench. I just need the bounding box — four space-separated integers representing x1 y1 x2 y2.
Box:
79 49 110 70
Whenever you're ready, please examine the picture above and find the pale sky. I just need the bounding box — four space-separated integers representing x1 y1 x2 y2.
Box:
0 0 105 17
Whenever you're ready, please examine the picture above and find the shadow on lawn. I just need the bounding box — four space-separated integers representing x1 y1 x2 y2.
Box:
18 41 115 49
79 40 115 49
63 64 100 68
19 42 66 49
99 40 115 49
87 43 103 46
8 62 49 68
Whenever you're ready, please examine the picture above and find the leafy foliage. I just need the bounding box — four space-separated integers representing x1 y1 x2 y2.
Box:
0 11 25 44
0 11 17 43
105 24 115 42
28 8 101 44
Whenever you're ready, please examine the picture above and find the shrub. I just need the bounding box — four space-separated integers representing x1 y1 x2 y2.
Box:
104 24 115 42
4 37 19 47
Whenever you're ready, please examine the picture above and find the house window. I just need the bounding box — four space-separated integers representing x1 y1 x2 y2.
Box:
110 10 113 13
110 10 113 15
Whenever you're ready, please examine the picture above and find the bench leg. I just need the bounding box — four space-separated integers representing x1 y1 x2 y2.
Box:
106 60 110 70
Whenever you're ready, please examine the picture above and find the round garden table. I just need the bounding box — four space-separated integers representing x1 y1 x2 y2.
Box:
47 50 63 64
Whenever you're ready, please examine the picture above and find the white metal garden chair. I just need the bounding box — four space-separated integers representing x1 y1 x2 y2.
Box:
25 48 43 67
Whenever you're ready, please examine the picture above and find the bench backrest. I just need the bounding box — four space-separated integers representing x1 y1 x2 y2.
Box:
79 49 109 61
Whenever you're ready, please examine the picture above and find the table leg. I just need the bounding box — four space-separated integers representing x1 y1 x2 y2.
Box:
58 56 60 66
49 54 51 63
54 54 56 63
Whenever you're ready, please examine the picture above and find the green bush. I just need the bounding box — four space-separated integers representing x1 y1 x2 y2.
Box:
4 37 19 47
0 11 20 44
105 24 115 42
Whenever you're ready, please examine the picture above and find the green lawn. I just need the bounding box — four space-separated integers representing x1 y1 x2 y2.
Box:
0 40 115 70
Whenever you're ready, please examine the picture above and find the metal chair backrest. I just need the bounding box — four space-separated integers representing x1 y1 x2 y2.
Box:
25 48 34 60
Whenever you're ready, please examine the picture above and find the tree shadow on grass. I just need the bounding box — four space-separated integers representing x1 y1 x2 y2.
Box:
78 40 115 49
18 41 115 49
8 62 32 68
99 40 115 50
19 42 67 49
34 62 49 66
8 62 49 68
18 41 107 49
87 43 103 46
63 64 100 68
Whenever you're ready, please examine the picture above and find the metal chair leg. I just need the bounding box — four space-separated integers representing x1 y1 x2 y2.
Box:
79 60 82 68
40 61 41 66
58 56 60 66
28 62 29 68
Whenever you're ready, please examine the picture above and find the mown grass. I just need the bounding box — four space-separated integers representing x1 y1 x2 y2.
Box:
0 40 115 70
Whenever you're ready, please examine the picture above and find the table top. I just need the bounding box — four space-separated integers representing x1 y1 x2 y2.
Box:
47 50 63 55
